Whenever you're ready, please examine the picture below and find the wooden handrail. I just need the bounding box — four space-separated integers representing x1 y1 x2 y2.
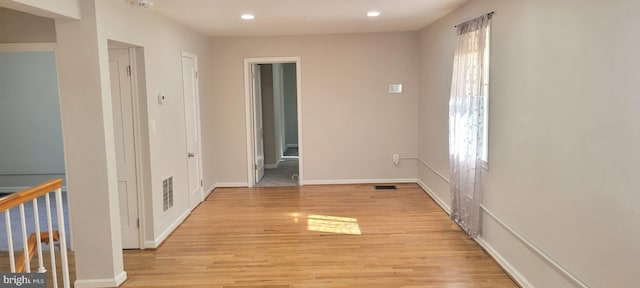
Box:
15 231 60 273
0 178 63 211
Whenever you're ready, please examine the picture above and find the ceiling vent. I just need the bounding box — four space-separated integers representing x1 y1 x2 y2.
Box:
129 0 154 8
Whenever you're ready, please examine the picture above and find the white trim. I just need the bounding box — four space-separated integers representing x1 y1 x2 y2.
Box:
215 182 249 188
74 271 127 288
295 61 304 186
244 57 303 187
416 179 451 214
0 43 57 52
244 60 254 186
272 64 285 164
128 46 147 250
280 158 298 163
0 186 31 193
203 184 216 199
265 164 280 169
479 205 588 288
417 174 585 288
0 186 67 193
303 178 417 185
285 144 299 149
143 240 157 249
475 236 534 288
417 158 450 183
144 209 190 249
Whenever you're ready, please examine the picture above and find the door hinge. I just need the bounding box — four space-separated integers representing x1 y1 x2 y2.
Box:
195 71 198 78
136 219 140 228
255 164 258 170
127 65 132 76
200 179 203 187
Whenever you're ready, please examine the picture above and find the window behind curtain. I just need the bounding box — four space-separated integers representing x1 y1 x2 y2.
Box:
448 13 491 238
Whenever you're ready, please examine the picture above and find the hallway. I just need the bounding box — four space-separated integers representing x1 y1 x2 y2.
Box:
256 159 299 187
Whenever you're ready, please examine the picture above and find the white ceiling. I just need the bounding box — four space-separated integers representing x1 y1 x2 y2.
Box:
151 0 470 37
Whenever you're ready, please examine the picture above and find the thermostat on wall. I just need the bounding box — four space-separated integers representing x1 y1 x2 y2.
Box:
158 94 167 104
389 84 403 94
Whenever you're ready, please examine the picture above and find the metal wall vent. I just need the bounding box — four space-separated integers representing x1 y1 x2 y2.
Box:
374 185 397 190
163 176 174 212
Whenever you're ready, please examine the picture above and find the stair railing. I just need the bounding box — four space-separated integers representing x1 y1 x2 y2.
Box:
0 178 70 288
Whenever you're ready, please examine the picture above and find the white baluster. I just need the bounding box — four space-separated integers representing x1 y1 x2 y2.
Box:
19 203 30 272
33 197 46 273
55 188 70 288
5 209 16 272
45 193 58 288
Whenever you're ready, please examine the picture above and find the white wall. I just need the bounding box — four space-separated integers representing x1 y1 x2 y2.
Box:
55 0 213 285
94 0 213 247
418 0 640 287
283 63 298 147
0 8 62 193
211 32 419 184
0 8 56 43
0 0 80 19
260 64 278 166
0 50 65 191
55 0 124 285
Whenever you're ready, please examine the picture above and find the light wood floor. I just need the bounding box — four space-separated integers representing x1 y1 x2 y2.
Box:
0 250 76 287
121 183 518 288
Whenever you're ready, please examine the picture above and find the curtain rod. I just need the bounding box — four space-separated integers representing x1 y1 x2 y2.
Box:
454 11 495 28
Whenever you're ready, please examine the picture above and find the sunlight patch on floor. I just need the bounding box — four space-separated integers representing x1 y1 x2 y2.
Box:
306 214 361 235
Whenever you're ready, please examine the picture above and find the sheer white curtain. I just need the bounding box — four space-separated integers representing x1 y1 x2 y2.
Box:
449 14 491 238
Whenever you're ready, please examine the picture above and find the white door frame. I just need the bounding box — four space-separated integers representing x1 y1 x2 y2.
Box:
127 47 147 249
107 45 147 249
106 41 150 249
181 51 204 208
272 64 285 163
244 57 303 187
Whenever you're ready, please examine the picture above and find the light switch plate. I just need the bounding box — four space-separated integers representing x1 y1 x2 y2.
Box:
389 84 403 94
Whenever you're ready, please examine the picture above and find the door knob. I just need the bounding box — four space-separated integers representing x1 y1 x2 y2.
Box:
188 152 195 158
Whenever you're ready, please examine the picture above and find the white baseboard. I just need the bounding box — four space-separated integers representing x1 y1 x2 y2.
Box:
478 205 588 288
303 178 417 185
417 171 588 288
416 179 451 214
75 271 127 288
475 236 534 288
215 182 248 188
203 184 216 199
265 163 280 169
144 209 191 249
0 186 67 193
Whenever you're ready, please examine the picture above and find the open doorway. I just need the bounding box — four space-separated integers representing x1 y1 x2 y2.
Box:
0 44 71 251
245 58 302 187
107 40 148 249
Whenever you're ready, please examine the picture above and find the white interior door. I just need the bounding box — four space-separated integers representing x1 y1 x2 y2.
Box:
182 53 203 209
108 48 140 249
252 64 265 183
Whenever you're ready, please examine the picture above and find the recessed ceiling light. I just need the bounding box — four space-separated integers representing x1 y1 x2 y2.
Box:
241 14 255 20
367 11 381 17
